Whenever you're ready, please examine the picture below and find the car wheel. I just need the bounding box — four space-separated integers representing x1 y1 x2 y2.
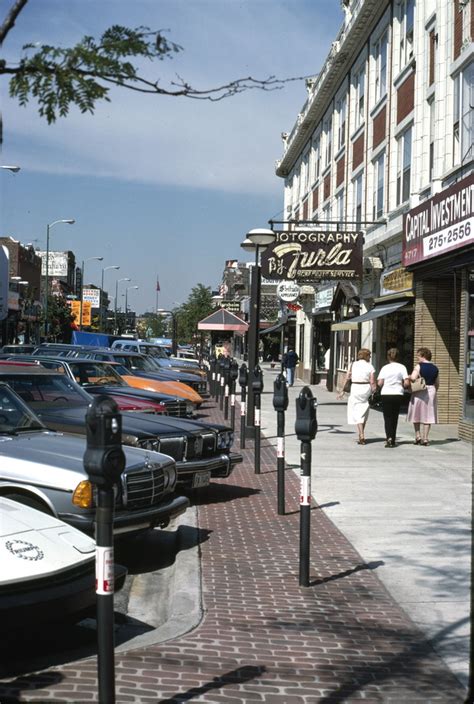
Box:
4 493 53 515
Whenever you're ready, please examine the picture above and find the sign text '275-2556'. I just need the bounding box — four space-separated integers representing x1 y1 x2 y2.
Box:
260 230 363 282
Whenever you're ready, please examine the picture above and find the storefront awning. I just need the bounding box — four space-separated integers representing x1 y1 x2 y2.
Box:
331 300 409 331
260 315 288 336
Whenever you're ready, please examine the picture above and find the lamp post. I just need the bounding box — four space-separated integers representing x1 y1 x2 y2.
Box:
240 228 276 432
125 286 139 328
115 278 131 333
44 219 75 339
80 256 103 330
0 165 20 173
100 265 120 332
157 309 178 355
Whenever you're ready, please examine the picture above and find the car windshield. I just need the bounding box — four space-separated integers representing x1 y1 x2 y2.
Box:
4 374 91 409
130 356 155 371
68 362 126 387
0 385 45 432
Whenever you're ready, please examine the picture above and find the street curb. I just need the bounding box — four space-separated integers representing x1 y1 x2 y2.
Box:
115 506 202 653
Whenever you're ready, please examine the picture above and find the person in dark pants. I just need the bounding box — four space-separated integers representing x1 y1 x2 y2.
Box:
283 349 299 386
377 348 409 447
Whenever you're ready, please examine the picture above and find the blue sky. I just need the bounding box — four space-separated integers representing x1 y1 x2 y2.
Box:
0 0 342 312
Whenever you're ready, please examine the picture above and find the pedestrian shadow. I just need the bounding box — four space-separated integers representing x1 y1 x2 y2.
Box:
309 560 385 586
160 664 266 703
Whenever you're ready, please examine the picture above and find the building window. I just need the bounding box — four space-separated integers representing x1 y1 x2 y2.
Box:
396 126 412 205
336 189 345 225
337 95 347 149
399 0 414 68
375 31 388 102
353 173 363 225
429 98 435 181
453 62 474 167
372 152 385 220
302 150 310 195
354 66 365 128
312 134 321 182
324 116 332 167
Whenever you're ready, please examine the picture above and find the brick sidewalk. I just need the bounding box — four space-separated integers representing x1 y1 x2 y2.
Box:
0 400 466 703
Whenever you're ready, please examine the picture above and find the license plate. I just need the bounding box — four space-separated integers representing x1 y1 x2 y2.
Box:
192 471 211 488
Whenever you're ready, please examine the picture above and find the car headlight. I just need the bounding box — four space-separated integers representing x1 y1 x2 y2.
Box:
138 438 160 452
185 401 194 415
217 431 234 449
163 463 177 490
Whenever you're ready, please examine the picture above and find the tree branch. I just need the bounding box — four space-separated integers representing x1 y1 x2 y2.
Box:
0 0 28 45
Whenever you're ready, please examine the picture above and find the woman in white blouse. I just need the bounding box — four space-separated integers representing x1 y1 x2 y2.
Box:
339 348 376 445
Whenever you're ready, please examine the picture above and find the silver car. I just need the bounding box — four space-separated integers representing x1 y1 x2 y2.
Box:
0 384 189 536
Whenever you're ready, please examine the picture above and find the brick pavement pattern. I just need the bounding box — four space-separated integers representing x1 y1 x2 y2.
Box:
0 399 466 703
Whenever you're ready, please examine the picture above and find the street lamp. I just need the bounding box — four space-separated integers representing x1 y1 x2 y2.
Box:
125 285 139 315
0 165 20 173
240 227 276 431
44 218 75 339
100 265 120 332
80 256 103 330
157 308 178 356
115 278 131 331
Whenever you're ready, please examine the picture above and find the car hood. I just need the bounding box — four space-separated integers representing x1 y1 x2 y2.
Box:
0 497 94 585
0 431 174 490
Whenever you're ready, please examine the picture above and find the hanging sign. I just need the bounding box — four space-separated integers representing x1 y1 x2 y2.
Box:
260 230 363 282
277 281 301 302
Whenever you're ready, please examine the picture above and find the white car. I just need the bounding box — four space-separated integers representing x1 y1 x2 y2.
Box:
0 497 126 629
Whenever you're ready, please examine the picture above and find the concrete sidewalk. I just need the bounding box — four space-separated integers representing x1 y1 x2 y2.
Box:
258 364 472 689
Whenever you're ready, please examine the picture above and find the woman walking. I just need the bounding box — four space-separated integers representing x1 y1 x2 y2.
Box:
339 348 376 445
377 348 409 447
407 347 439 445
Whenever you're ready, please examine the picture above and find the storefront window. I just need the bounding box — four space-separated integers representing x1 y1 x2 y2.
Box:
465 270 474 420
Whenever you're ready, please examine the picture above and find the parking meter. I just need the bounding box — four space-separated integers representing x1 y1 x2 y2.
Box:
83 395 125 703
295 387 318 587
273 373 289 413
239 363 248 449
229 360 239 430
84 396 126 487
273 373 289 515
251 365 264 394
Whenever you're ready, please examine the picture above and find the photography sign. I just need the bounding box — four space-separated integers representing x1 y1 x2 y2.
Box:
260 230 363 282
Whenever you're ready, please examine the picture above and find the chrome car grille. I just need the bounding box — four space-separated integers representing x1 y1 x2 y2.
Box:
184 434 204 460
124 463 165 509
164 400 188 417
202 432 216 457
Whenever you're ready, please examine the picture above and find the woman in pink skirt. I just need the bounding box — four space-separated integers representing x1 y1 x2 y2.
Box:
407 347 439 446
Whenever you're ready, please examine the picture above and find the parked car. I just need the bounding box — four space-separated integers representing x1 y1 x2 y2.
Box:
83 349 209 398
111 340 205 374
1 344 36 355
7 356 192 417
0 496 126 629
0 383 189 535
0 365 242 489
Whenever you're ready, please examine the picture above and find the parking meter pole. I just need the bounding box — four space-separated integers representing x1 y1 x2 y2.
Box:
229 361 239 432
238 363 248 450
273 374 289 516
252 365 264 475
299 440 311 588
295 387 318 588
210 356 216 396
96 487 116 704
84 396 126 704
255 390 261 474
223 358 231 420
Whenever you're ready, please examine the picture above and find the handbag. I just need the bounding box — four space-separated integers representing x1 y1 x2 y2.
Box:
411 376 426 393
343 378 352 393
